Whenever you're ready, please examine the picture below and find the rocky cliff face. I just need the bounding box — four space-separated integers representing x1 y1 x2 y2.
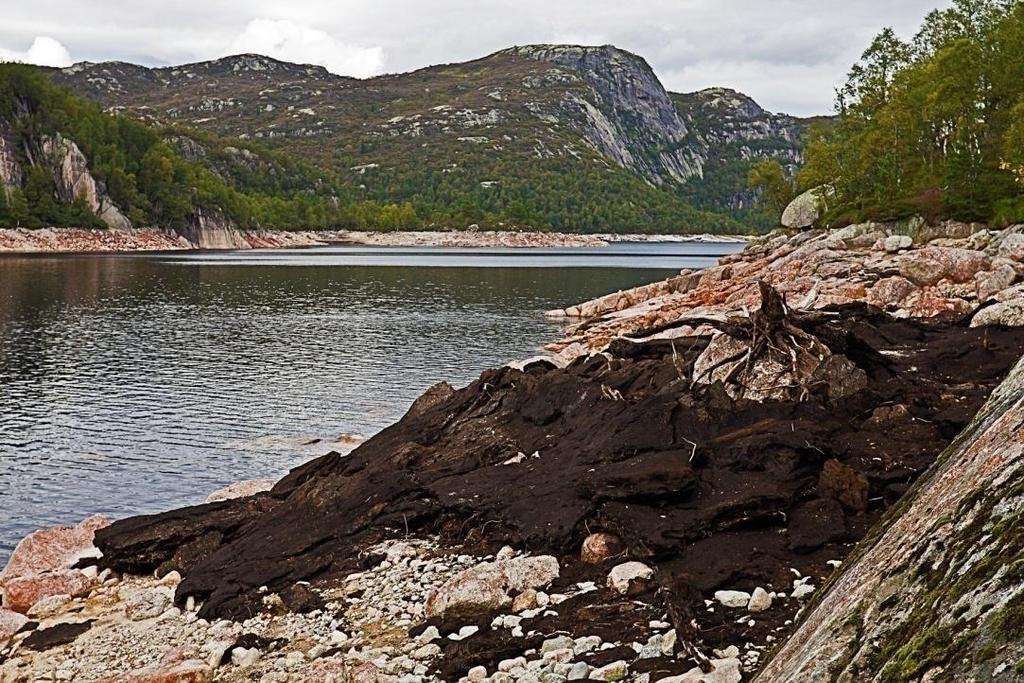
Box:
758 354 1024 682
500 44 702 185
671 88 810 210
40 134 132 230
0 120 22 193
175 207 249 250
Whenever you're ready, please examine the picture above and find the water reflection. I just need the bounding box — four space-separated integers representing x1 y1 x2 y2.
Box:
0 243 740 558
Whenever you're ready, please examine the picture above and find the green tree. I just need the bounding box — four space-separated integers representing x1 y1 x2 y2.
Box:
747 160 796 219
802 0 1024 226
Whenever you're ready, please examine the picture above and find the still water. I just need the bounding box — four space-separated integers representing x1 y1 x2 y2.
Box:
0 242 741 558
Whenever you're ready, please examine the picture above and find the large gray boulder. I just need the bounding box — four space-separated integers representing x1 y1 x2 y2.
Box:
781 186 828 229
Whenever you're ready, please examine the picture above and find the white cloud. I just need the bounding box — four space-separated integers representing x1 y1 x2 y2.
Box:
0 36 73 67
226 19 384 78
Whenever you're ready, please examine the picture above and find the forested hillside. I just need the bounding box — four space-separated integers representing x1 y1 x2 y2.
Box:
800 0 1024 226
42 46 814 234
0 65 437 231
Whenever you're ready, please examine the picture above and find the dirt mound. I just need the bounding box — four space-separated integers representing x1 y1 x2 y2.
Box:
94 294 1024 662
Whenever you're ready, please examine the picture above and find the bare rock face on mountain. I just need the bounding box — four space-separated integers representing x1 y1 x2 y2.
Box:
41 134 132 230
176 206 249 250
758 354 1024 682
502 44 702 185
0 120 22 193
671 88 808 211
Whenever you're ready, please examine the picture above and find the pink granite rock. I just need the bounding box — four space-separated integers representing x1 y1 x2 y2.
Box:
2 570 95 613
0 515 110 586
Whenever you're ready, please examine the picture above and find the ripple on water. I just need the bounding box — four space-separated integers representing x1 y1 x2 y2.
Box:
0 243 742 559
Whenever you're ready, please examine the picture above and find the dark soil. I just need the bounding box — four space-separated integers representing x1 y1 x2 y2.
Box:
21 621 94 651
94 302 1024 676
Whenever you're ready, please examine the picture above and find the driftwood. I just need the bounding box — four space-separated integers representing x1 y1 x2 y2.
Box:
691 282 868 402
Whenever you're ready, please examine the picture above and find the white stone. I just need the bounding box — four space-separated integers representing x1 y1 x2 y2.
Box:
747 587 772 612
714 590 751 608
417 625 440 643
883 235 912 253
232 647 260 667
468 665 487 681
589 660 628 681
447 624 479 641
606 561 653 594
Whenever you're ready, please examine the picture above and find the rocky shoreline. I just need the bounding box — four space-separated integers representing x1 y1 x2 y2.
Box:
0 228 745 254
2 220 1024 683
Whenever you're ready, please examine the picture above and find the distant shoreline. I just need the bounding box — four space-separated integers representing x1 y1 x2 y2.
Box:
0 227 748 254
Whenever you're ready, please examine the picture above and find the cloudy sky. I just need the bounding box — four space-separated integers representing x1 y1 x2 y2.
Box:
0 0 950 116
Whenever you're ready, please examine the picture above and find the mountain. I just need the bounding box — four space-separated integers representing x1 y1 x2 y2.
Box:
23 45 817 234
671 87 810 212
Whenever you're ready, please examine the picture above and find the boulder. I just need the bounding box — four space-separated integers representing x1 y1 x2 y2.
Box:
781 187 828 230
914 220 984 244
824 223 885 250
975 263 1017 300
606 561 654 595
661 657 742 683
590 660 629 681
866 276 919 310
971 299 1024 328
424 555 559 618
881 234 912 253
580 532 623 564
0 515 110 585
897 247 990 286
122 586 173 621
747 587 772 613
2 570 95 613
26 593 72 619
995 230 1024 261
511 588 538 612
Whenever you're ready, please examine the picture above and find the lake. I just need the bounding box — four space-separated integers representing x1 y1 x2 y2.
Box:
0 241 741 559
